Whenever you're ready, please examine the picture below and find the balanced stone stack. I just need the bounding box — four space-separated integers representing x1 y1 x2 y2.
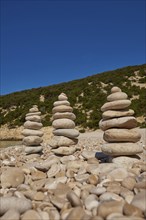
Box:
22 105 43 154
99 86 142 158
49 93 80 155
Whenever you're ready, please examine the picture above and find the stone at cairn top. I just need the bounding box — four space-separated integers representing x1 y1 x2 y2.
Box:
58 93 68 101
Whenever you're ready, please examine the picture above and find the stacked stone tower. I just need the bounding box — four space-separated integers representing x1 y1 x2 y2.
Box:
49 93 79 155
22 105 44 154
99 86 142 158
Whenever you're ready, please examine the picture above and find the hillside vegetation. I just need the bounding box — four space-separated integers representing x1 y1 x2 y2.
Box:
0 64 146 131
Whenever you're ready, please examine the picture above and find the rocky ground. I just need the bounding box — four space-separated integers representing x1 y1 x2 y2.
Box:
0 129 146 220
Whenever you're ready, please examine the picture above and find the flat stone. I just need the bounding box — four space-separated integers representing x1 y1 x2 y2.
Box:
23 136 43 146
99 116 137 131
21 210 41 220
29 105 39 112
33 191 45 201
82 150 96 159
0 209 20 220
102 109 134 119
121 176 136 190
53 100 70 106
112 156 140 168
25 146 43 154
101 100 131 112
24 121 43 130
53 118 75 129
107 167 129 181
53 112 76 120
25 115 41 122
90 187 106 195
22 129 44 137
107 92 128 101
45 177 67 190
51 146 76 155
67 191 82 207
26 111 41 116
102 143 143 156
35 156 60 171
52 105 73 114
123 202 144 217
53 129 79 138
50 195 67 209
103 128 141 142
99 192 123 201
131 191 146 212
47 163 61 178
84 194 99 211
31 169 46 180
65 207 85 220
97 201 124 218
74 173 89 183
0 197 32 215
1 167 25 188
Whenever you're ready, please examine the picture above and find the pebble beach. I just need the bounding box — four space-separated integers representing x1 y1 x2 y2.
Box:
0 128 146 220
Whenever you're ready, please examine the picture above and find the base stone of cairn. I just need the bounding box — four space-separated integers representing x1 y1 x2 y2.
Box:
49 93 79 155
22 105 43 154
99 86 143 163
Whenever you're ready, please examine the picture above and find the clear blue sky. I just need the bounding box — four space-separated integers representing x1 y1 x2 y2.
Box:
1 0 146 95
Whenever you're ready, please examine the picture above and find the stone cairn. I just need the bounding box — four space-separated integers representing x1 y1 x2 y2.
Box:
22 105 44 154
49 93 80 155
99 86 142 161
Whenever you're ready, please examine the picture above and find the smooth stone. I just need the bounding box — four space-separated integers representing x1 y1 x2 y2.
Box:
53 129 79 138
107 92 128 101
95 152 111 163
45 177 67 190
60 155 76 164
51 146 76 155
35 156 60 171
58 93 68 101
25 146 43 154
102 109 134 119
50 195 67 209
67 191 82 207
123 202 144 217
102 143 143 156
90 187 106 195
65 207 85 220
87 174 99 185
112 156 140 168
97 201 124 218
111 87 121 93
23 136 43 146
53 119 75 129
22 129 44 137
131 191 146 212
25 115 41 122
107 167 128 181
99 116 137 131
53 183 72 198
84 194 99 211
29 106 39 112
101 100 131 112
24 121 43 130
104 128 141 142
47 163 61 178
0 197 32 215
53 100 70 106
52 105 73 114
21 210 41 220
74 173 89 183
121 176 136 190
26 112 41 116
99 192 123 201
53 112 76 120
82 150 96 159
1 168 25 188
33 191 45 201
31 169 46 180
0 209 20 220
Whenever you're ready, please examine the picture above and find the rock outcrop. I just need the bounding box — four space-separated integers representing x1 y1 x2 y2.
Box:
49 93 79 155
22 105 43 154
99 86 143 158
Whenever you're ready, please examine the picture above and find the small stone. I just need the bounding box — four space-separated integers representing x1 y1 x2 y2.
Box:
1 168 25 188
123 202 144 217
90 187 106 195
107 92 128 101
67 191 82 207
31 169 46 180
97 201 124 218
74 173 90 183
24 121 43 130
58 93 68 101
49 136 78 148
0 209 20 220
23 136 43 146
52 105 73 114
66 207 85 220
87 174 99 185
99 192 123 201
121 176 136 190
53 100 70 107
25 146 43 154
50 195 67 209
51 146 76 155
84 194 99 211
53 118 75 129
22 129 44 137
107 168 128 181
25 115 41 122
131 191 146 212
111 87 121 93
53 112 76 120
82 150 96 159
53 129 79 138
21 210 41 220
34 191 45 201
47 163 61 178
101 100 131 112
102 109 134 119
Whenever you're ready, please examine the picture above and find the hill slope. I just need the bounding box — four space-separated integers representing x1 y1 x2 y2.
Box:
0 64 146 130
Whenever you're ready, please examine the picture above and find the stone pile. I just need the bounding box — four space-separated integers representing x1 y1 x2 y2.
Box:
99 86 143 159
22 105 43 154
49 93 79 155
